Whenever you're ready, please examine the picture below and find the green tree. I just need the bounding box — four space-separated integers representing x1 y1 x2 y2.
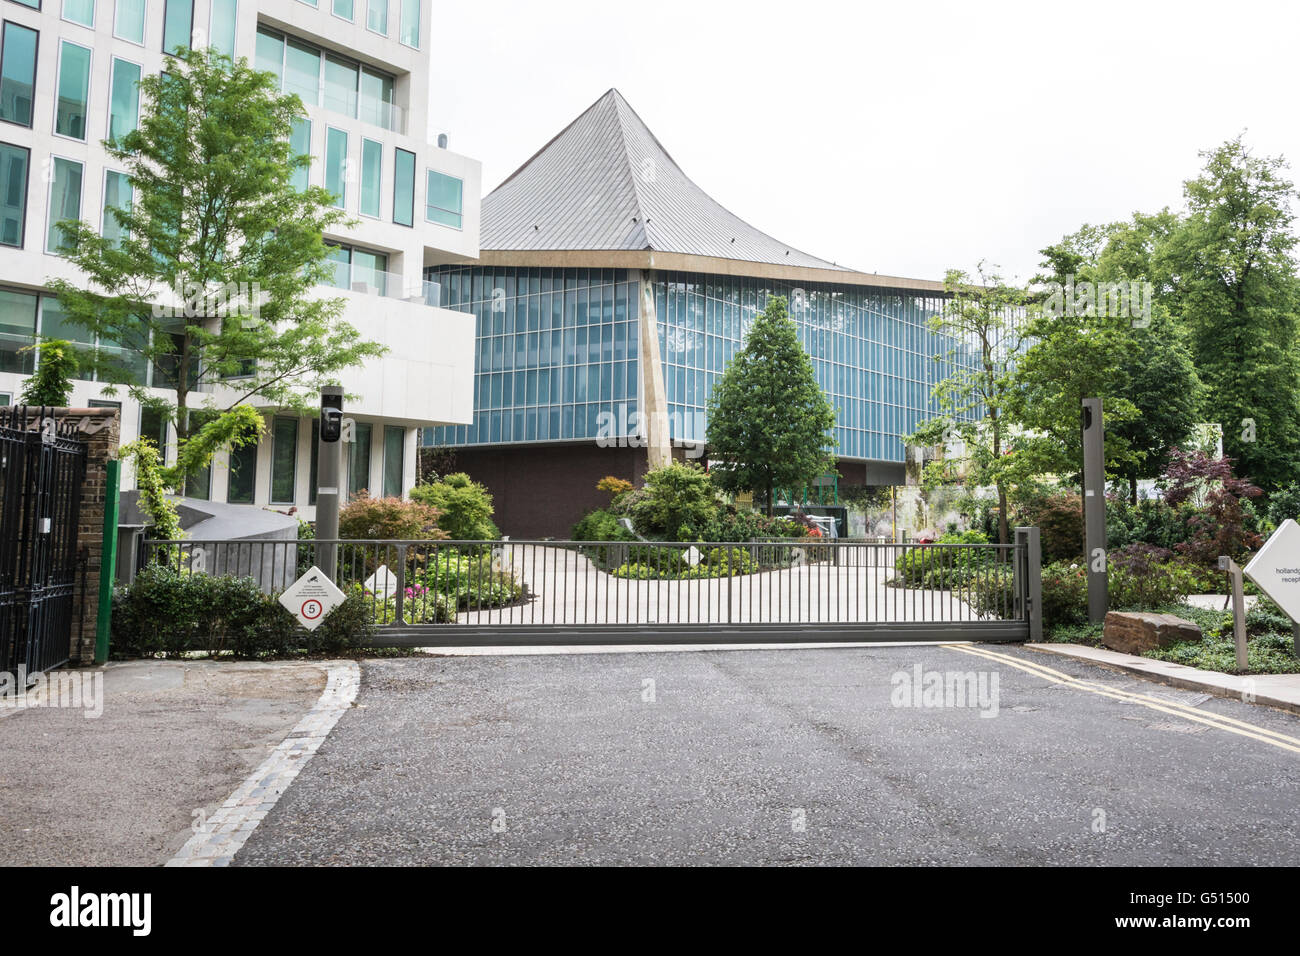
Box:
1160 136 1300 492
19 340 78 406
1012 221 1204 503
47 47 386 490
706 296 836 516
907 265 1029 545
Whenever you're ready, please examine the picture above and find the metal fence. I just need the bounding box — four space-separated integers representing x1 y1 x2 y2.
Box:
0 406 88 680
141 529 1042 646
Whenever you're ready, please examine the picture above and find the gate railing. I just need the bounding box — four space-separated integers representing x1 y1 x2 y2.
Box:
0 406 89 679
139 530 1042 645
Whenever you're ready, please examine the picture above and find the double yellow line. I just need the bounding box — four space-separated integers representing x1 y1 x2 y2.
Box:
942 643 1300 755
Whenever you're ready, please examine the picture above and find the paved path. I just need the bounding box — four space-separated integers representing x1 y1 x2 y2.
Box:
453 544 1002 626
0 660 328 866
235 644 1300 866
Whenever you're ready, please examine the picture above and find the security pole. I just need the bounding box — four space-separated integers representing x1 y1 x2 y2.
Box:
316 386 345 582
1081 398 1108 623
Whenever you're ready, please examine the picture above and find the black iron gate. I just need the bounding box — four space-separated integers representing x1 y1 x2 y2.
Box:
0 406 88 681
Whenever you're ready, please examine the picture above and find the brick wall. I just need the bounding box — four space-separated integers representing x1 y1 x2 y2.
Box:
38 408 121 664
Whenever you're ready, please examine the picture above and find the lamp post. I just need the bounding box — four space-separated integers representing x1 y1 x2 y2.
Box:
316 386 344 581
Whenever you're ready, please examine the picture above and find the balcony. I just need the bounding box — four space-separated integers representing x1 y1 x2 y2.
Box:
322 258 443 307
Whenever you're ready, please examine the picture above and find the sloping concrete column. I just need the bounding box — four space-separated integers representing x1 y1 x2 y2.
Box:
638 269 671 469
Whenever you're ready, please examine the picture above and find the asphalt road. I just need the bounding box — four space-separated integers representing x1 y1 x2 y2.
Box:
235 644 1300 866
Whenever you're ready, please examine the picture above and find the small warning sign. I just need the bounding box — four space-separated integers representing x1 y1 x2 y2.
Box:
279 566 346 631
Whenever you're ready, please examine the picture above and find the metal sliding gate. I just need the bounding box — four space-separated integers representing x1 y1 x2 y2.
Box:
0 407 88 679
145 528 1042 647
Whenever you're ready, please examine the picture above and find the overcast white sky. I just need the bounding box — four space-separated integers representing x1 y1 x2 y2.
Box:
426 0 1300 283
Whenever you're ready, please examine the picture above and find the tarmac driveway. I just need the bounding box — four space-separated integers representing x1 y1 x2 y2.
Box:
234 644 1300 866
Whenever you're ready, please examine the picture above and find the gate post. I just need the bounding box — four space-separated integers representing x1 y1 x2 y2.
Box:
94 458 121 664
1015 526 1043 642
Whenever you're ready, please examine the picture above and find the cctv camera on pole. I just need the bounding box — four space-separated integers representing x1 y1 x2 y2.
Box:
317 386 344 582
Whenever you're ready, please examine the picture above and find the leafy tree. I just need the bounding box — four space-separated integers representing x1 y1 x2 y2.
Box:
410 472 500 541
706 296 837 515
1161 448 1262 565
19 340 78 406
46 47 385 490
1012 221 1203 502
908 265 1029 544
1160 136 1300 492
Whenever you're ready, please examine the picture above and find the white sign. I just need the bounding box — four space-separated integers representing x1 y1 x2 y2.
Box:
1243 519 1300 623
684 545 702 567
364 564 398 600
279 566 345 630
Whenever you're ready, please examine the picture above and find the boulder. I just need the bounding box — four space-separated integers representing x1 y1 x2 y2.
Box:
1102 611 1201 655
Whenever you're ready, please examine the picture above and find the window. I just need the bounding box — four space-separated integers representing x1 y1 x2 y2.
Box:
45 156 82 253
0 22 37 127
289 116 310 191
101 170 131 246
209 0 236 58
114 0 146 44
357 69 393 129
62 0 93 26
425 170 462 228
322 55 357 117
284 38 319 105
0 287 36 373
54 41 91 139
324 127 346 209
139 403 167 455
256 26 399 131
348 420 371 495
39 296 94 368
183 410 217 499
383 425 403 497
107 57 140 143
366 0 385 34
227 432 257 503
270 417 297 503
325 243 387 294
0 142 28 246
393 148 414 227
308 418 317 505
360 138 381 218
162 0 191 54
331 0 351 20
7 0 38 9
253 27 283 85
398 0 418 47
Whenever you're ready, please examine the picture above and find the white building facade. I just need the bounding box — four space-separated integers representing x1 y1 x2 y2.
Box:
0 0 479 517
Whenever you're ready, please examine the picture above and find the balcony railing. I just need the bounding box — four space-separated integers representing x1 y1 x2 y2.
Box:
322 259 443 307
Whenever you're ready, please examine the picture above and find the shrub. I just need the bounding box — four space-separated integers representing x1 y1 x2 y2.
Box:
892 530 992 589
626 462 720 540
1161 449 1262 566
339 492 445 541
571 508 630 543
611 546 757 579
1265 482 1300 529
1032 493 1084 563
694 510 807 542
412 550 525 610
596 475 634 502
409 472 500 541
110 566 373 658
1107 544 1197 609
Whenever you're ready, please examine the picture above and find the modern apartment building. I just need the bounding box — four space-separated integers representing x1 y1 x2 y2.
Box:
423 89 976 537
0 0 479 517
